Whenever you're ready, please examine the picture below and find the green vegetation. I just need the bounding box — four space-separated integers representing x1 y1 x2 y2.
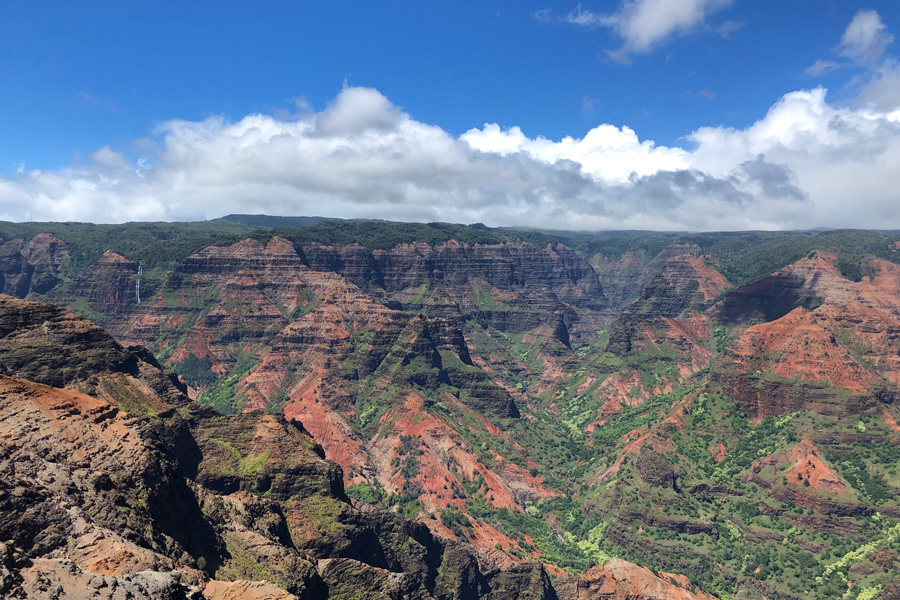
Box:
345 481 382 504
712 325 734 353
273 219 554 251
172 353 217 387
238 451 270 477
439 506 473 539
199 348 262 413
470 280 512 312
547 228 900 288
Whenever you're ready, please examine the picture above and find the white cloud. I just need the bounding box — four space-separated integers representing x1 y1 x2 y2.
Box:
1 81 900 231
90 146 131 169
460 122 689 183
715 20 741 40
805 11 899 115
838 10 894 65
689 87 900 227
561 5 615 29
855 59 900 113
804 59 840 78
541 0 733 60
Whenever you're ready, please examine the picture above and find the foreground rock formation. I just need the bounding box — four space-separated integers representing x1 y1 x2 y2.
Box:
0 294 712 599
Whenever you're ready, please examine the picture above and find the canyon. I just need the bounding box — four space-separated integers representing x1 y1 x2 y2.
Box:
1 218 899 599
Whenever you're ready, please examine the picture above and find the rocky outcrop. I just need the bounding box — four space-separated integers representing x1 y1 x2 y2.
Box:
607 249 726 359
719 307 875 398
713 251 900 326
21 233 70 294
636 447 677 489
0 234 71 298
55 251 138 316
15 557 206 600
709 253 900 418
564 559 717 600
0 239 33 298
0 294 189 413
0 374 213 575
592 250 649 313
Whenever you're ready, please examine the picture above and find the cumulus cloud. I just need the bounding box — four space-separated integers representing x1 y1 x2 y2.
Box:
538 0 733 60
460 121 690 183
1 80 900 231
688 87 900 228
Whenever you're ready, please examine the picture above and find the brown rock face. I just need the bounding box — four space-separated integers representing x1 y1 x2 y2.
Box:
607 248 727 356
726 307 874 392
204 580 297 600
0 239 33 298
22 233 70 293
565 559 717 600
713 253 900 418
747 438 853 497
783 439 851 494
713 251 900 326
302 240 606 344
0 374 206 573
0 294 188 412
94 237 560 540
0 293 126 385
54 250 139 317
0 234 71 298
16 558 205 600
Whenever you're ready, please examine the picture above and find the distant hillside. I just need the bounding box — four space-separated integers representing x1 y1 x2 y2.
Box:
217 213 346 229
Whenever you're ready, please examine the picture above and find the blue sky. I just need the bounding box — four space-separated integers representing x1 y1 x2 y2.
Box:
2 1 900 230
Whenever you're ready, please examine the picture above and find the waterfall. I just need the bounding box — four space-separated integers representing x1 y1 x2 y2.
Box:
135 264 143 304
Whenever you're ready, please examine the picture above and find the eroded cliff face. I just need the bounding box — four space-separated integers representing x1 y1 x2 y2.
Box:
301 239 606 345
0 234 71 298
569 559 719 600
52 250 139 319
713 251 900 326
588 249 730 424
21 233 70 293
713 251 900 419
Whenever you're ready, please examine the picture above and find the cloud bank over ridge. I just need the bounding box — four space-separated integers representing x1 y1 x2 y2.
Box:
2 9 900 232
2 83 898 231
